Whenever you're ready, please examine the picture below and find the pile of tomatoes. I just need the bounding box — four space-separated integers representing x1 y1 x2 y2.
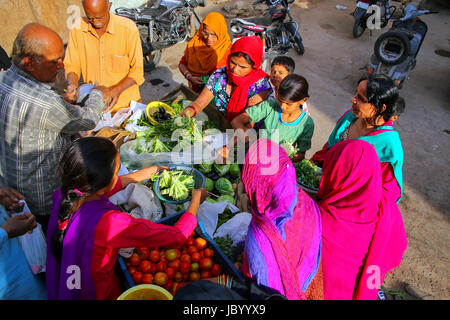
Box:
124 232 223 296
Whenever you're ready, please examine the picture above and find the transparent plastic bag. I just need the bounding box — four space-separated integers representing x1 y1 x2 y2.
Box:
11 201 46 274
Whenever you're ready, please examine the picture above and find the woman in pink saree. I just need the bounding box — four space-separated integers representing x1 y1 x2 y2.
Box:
241 138 323 300
318 139 407 300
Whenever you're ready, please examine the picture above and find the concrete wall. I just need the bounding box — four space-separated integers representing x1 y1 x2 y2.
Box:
0 0 83 55
0 0 150 55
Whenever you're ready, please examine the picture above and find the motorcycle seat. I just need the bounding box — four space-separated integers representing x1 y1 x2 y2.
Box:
234 16 273 27
138 5 168 22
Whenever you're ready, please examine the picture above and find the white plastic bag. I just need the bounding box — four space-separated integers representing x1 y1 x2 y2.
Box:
196 201 239 238
11 201 46 274
213 212 252 245
109 183 164 222
93 107 132 132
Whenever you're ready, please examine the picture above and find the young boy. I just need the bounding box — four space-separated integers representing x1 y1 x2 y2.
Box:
267 56 310 115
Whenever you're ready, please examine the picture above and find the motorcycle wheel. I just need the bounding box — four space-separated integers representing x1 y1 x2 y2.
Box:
353 18 366 38
143 50 162 72
292 35 305 55
374 31 410 66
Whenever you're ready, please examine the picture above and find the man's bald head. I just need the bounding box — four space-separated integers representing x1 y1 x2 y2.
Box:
82 0 111 30
11 23 64 83
11 23 63 65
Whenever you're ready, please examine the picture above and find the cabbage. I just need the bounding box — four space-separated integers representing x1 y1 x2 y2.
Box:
205 197 216 203
216 195 235 205
198 163 212 174
213 163 230 176
205 177 214 192
229 164 240 179
215 177 234 196
280 141 298 158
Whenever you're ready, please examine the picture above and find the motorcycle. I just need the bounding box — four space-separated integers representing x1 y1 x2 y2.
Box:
230 0 304 62
367 4 439 88
115 0 207 72
352 0 394 38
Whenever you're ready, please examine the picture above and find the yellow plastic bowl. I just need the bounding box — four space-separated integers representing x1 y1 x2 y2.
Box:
117 284 173 300
146 101 175 125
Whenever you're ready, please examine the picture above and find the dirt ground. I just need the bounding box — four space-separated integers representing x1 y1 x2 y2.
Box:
138 0 450 299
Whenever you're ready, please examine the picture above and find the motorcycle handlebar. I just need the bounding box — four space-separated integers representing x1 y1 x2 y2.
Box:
425 10 439 14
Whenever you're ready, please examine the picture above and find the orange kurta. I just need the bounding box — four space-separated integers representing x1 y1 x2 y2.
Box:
64 14 145 114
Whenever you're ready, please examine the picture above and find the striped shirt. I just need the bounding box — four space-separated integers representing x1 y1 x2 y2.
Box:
0 64 105 217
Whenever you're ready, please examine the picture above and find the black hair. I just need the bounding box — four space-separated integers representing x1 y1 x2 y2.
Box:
271 56 295 74
277 74 309 102
365 74 404 124
52 137 118 261
392 96 405 117
230 51 255 67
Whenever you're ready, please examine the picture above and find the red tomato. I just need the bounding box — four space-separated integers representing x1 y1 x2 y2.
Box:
190 231 196 237
163 279 174 292
154 272 168 287
174 282 186 293
185 237 194 247
125 261 131 268
211 264 222 277
127 266 137 275
199 250 204 258
174 271 183 282
189 272 200 282
136 247 149 260
132 271 143 284
194 237 207 250
129 253 141 266
149 250 160 263
139 260 152 273
156 261 167 272
199 258 213 270
165 249 180 261
159 253 168 263
200 270 212 279
190 262 199 272
142 273 153 284
183 273 189 281
180 261 191 275
191 252 201 262
187 245 198 255
165 267 175 279
180 254 191 264
203 248 214 259
149 263 157 274
168 259 181 271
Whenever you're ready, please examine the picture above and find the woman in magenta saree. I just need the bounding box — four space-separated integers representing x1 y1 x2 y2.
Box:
318 139 407 300
240 138 323 300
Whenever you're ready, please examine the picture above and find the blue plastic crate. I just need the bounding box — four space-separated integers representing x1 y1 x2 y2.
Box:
118 211 244 289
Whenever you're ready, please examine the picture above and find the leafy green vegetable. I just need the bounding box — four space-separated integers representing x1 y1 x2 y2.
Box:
198 163 212 174
216 195 235 205
280 141 299 158
229 164 240 179
205 197 216 203
294 160 320 189
214 235 236 261
213 163 230 176
215 177 234 196
205 177 214 192
158 170 195 201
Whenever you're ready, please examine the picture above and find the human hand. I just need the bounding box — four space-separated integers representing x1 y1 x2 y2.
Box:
192 187 208 204
215 145 230 164
179 105 196 119
62 83 78 103
0 187 25 212
0 212 37 239
92 85 115 110
189 75 204 86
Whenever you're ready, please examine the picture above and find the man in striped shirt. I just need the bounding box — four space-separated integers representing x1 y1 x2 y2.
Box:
0 23 110 232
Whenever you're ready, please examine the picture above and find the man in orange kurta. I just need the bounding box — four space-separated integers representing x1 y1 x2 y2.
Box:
64 0 145 114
